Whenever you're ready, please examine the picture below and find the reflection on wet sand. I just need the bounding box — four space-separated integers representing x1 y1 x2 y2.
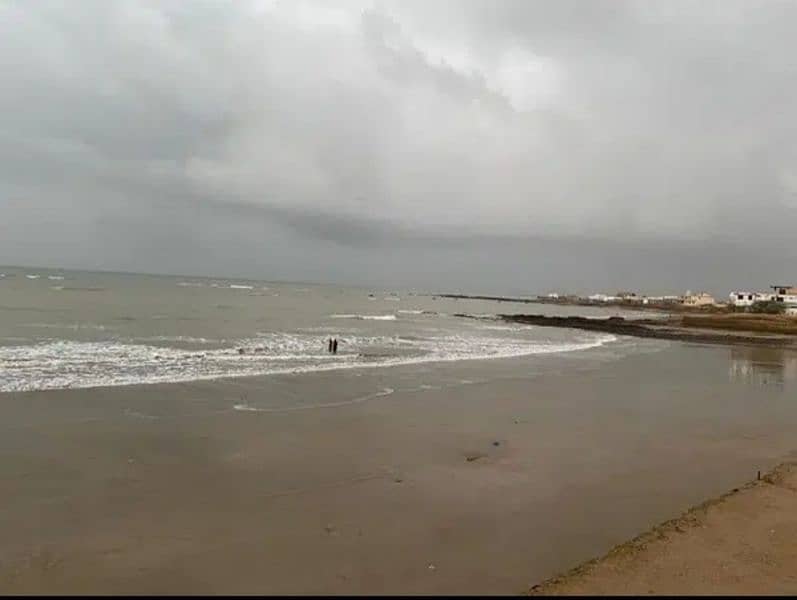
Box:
729 346 797 385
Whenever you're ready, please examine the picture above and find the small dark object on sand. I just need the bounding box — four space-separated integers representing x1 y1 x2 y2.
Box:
492 441 501 447
466 453 486 462
238 348 245 355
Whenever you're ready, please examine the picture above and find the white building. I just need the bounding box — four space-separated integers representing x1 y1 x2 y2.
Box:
642 295 681 305
588 294 619 303
772 285 797 303
729 291 774 307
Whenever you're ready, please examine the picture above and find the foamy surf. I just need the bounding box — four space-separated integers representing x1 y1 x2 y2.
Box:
330 314 397 321
0 331 616 393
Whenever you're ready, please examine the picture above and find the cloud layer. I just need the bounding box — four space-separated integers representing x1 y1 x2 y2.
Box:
2 0 796 293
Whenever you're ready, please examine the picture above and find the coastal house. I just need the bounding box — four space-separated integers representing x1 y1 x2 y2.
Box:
729 291 775 307
682 291 716 307
616 291 640 302
771 285 797 315
771 285 797 302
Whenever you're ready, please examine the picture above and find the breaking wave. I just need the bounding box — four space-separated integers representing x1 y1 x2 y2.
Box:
330 314 397 321
0 331 617 392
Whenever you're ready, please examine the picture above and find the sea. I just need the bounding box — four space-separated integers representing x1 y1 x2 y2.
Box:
0 265 650 394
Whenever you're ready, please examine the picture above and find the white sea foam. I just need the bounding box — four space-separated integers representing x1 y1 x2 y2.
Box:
0 330 617 393
480 324 535 331
177 281 204 287
47 275 65 281
384 297 401 302
398 309 424 315
22 322 112 331
229 284 254 290
26 274 40 280
137 335 218 344
233 387 395 413
330 314 397 321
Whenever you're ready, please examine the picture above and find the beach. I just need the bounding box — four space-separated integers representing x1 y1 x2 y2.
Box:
530 462 797 595
3 268 797 593
3 340 797 593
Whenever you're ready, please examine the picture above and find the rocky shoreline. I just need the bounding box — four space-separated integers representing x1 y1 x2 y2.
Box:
490 314 797 348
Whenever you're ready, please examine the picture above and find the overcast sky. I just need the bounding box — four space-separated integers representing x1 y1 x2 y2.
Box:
2 0 796 295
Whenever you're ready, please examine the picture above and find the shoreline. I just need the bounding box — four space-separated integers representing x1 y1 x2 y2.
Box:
436 293 718 314
529 462 797 595
1 344 796 593
494 313 797 348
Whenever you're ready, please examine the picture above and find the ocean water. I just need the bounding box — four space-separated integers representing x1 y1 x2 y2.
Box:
0 266 648 393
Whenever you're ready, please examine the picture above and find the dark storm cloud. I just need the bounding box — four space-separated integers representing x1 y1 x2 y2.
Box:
2 0 796 294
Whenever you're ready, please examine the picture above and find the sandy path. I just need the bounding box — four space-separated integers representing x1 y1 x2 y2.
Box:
530 462 797 595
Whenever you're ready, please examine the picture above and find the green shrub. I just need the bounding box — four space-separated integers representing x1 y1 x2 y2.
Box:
749 300 786 314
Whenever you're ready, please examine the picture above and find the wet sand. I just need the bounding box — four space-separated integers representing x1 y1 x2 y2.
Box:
2 344 797 594
530 462 797 595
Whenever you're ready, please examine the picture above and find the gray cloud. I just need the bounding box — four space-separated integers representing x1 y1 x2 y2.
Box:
2 0 797 295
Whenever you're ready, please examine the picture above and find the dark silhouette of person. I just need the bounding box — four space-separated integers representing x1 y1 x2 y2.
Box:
332 338 338 354
328 338 333 353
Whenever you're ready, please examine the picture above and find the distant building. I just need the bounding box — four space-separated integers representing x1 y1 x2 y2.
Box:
772 285 797 303
771 285 797 314
588 293 618 303
642 295 681 305
729 291 774 307
682 292 716 307
616 291 639 301
772 285 797 296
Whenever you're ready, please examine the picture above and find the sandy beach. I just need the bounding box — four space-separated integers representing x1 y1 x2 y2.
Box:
3 342 797 594
530 462 797 595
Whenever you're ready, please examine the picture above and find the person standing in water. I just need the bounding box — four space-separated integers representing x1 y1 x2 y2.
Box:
328 338 333 353
332 338 338 354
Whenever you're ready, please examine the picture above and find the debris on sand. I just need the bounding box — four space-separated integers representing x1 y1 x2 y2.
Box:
465 453 487 463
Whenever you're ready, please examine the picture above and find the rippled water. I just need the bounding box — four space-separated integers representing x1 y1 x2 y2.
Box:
0 266 639 392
